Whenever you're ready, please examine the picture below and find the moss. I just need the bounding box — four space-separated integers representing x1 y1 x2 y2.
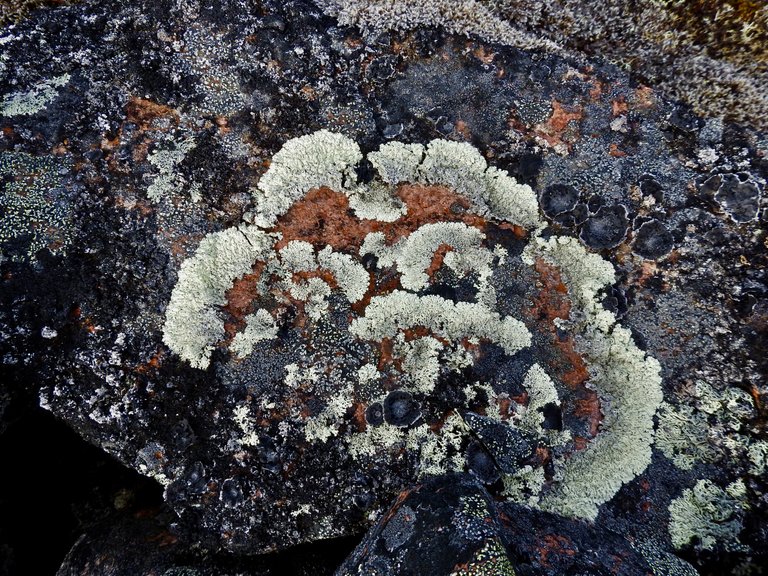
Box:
668 479 745 551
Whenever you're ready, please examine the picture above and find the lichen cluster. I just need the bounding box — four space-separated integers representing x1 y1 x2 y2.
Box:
163 130 662 521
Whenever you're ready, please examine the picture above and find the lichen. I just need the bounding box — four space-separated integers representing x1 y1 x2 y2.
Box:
230 309 278 359
668 479 745 551
360 222 492 294
349 290 531 356
0 151 73 262
528 235 663 520
418 139 541 229
655 402 713 470
146 138 197 203
251 130 362 227
162 225 276 369
162 131 665 521
0 73 70 117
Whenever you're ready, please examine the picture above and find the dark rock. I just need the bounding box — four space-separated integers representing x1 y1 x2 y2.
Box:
580 205 630 250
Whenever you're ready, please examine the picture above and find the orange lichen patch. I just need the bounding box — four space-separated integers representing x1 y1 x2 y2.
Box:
274 184 491 254
528 258 601 437
134 350 165 374
536 534 576 568
352 402 368 433
574 398 602 438
611 97 628 116
221 262 268 337
454 119 472 140
572 436 589 450
630 86 655 110
426 244 455 278
472 45 496 64
609 143 627 158
299 85 318 101
126 96 179 130
588 79 605 100
533 101 583 149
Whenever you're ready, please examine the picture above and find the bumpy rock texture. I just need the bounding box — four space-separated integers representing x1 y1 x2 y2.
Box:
1 0 767 574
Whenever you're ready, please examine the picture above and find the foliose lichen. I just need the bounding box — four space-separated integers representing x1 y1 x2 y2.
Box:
162 130 663 522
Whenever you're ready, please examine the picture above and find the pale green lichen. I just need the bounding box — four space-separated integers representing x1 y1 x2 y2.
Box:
162 224 276 369
251 130 362 227
748 440 768 476
347 182 407 222
668 479 745 551
398 335 443 394
316 246 370 302
367 141 425 184
528 236 663 521
0 73 70 117
230 309 278 359
163 132 665 521
316 0 562 57
304 379 355 443
449 538 517 576
146 138 197 203
360 222 492 294
349 290 531 356
519 363 559 430
406 411 467 477
418 139 541 229
655 402 713 470
0 151 73 262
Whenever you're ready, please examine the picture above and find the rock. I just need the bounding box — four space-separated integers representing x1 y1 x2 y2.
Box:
0 0 766 573
337 473 661 576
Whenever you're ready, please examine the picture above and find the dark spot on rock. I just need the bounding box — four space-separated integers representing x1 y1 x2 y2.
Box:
221 478 243 507
713 173 762 223
381 505 416 552
353 490 376 509
366 55 397 82
366 402 384 426
580 205 629 249
257 437 281 473
587 195 604 213
383 391 420 427
463 413 535 473
355 159 375 184
571 203 589 225
261 15 286 32
466 441 501 484
383 123 404 139
633 219 674 259
602 286 628 316
185 461 207 494
542 403 562 430
540 184 579 217
639 174 664 203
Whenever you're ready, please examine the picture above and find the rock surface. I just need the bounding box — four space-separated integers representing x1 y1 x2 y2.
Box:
1 0 766 574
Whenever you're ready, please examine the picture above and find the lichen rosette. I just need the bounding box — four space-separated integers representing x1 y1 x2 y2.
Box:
163 130 662 524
